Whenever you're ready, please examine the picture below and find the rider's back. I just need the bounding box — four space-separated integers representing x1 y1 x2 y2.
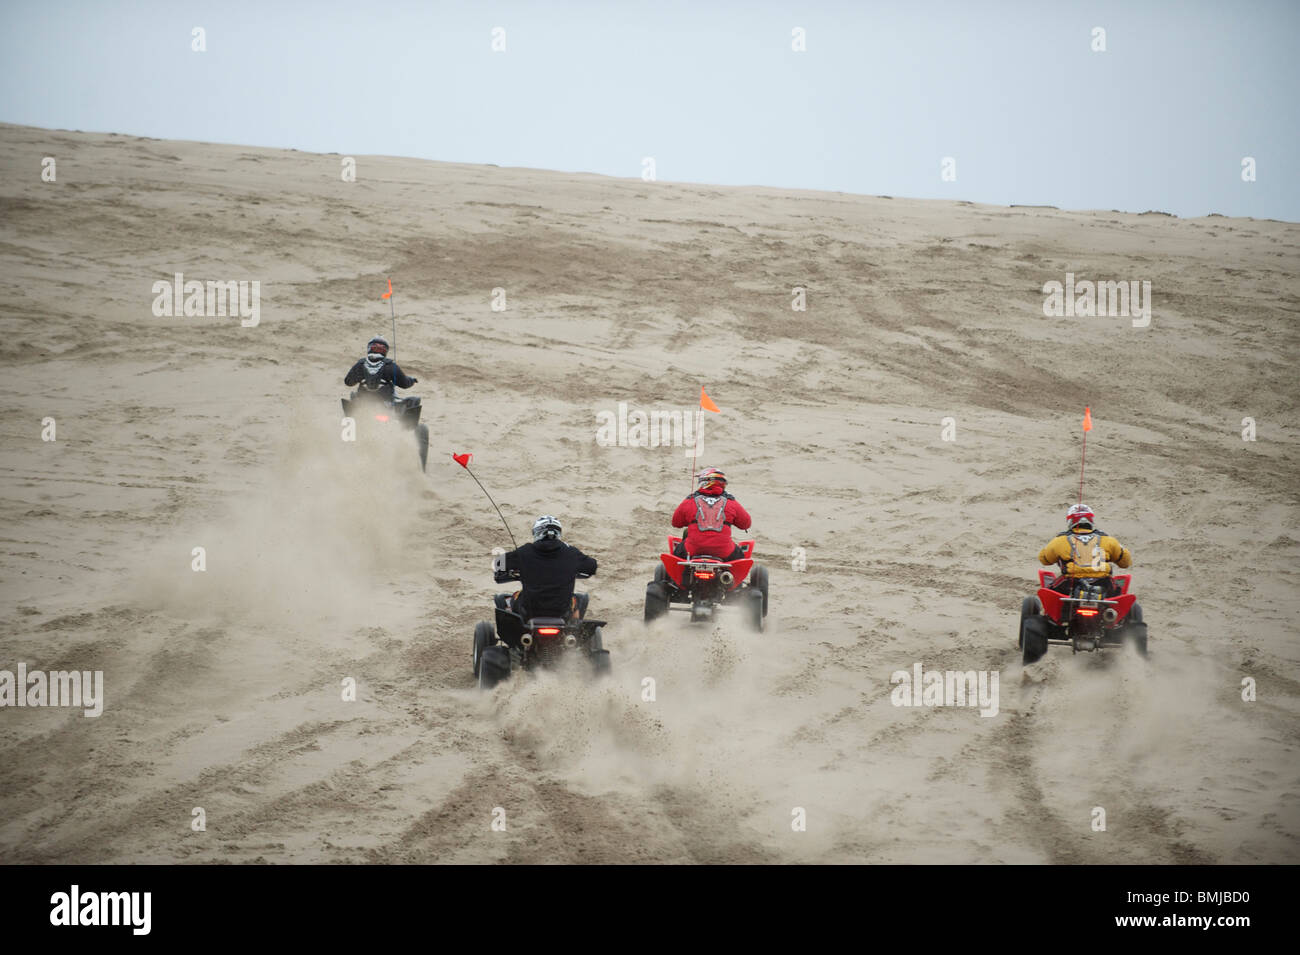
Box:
1038 528 1131 578
672 491 751 559
507 539 597 618
344 355 415 393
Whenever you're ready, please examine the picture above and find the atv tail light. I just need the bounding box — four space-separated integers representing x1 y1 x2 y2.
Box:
535 627 561 636
693 571 715 580
1076 608 1099 617
374 414 390 422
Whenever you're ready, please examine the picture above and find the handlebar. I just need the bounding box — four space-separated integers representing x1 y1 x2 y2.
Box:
494 569 592 582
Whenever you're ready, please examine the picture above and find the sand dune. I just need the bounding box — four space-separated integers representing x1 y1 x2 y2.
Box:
0 123 1297 863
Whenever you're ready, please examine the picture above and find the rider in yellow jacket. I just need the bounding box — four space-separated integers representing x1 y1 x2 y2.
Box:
1039 504 1132 590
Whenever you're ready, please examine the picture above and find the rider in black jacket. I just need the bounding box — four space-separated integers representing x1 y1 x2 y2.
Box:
344 336 417 396
494 516 597 619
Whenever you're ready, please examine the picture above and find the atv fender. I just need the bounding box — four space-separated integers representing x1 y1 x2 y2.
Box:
1037 587 1064 624
659 552 685 587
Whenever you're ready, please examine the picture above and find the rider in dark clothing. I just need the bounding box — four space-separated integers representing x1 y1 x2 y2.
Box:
494 516 597 619
344 336 417 396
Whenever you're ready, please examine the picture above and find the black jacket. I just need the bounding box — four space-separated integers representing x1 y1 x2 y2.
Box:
497 539 597 618
344 357 416 393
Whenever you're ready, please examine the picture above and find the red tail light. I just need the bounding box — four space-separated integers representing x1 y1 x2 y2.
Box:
374 414 390 422
693 571 715 580
1076 608 1099 617
535 627 561 636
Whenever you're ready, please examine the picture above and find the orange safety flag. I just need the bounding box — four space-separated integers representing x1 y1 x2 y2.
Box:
382 277 393 300
700 387 721 413
1082 407 1093 432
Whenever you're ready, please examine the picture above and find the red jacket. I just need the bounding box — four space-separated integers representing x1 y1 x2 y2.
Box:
672 489 751 558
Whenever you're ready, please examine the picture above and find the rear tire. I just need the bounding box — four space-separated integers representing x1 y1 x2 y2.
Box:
745 589 764 633
478 645 511 690
473 621 495 677
416 423 430 472
1022 616 1049 665
1018 596 1041 649
1123 603 1148 657
645 582 670 623
750 565 770 617
590 628 612 678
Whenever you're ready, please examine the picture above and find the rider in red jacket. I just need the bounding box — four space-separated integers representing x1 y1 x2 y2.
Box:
672 467 752 560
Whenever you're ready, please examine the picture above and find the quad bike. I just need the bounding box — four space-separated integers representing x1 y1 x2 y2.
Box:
644 537 768 632
1019 569 1148 664
473 571 610 689
340 387 430 472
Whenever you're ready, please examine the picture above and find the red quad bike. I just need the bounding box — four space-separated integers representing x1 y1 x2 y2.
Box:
1019 570 1148 664
644 538 768 632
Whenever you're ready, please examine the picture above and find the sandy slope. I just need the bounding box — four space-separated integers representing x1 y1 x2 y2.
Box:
0 122 1297 864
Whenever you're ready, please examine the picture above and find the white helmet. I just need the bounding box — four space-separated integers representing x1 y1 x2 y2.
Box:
532 515 563 543
1067 503 1096 531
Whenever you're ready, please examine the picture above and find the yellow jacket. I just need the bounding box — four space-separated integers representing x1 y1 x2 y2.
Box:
1038 530 1132 577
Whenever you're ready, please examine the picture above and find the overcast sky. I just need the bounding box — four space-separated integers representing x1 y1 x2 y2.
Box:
2 0 1297 220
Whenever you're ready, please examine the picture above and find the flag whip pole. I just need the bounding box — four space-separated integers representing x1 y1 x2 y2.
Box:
452 454 517 549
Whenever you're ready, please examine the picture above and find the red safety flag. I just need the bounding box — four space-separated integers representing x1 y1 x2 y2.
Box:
452 452 472 468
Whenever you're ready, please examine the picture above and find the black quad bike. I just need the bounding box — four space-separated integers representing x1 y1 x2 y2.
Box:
1019 569 1148 664
340 386 430 472
643 537 768 632
473 571 610 690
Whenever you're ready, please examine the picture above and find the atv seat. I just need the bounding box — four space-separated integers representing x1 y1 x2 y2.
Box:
1045 574 1121 599
668 536 753 560
494 592 588 620
525 616 568 630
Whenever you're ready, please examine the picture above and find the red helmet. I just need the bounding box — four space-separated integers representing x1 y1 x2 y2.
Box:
1067 503 1095 530
696 467 727 489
